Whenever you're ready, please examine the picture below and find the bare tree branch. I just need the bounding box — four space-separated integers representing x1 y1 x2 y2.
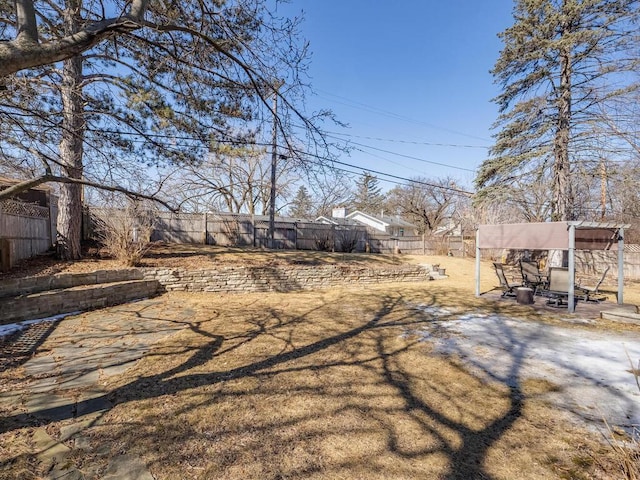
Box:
0 174 176 211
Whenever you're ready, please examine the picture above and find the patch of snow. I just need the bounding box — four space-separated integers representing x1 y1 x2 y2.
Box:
412 304 453 317
406 306 640 432
0 311 82 339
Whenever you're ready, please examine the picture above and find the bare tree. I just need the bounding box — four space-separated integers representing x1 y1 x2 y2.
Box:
385 177 463 234
307 169 353 218
166 142 299 215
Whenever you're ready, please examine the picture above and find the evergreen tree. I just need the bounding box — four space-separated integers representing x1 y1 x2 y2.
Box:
476 0 640 221
288 186 315 218
353 172 385 213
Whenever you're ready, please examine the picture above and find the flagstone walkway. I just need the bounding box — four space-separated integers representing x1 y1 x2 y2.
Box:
0 297 197 479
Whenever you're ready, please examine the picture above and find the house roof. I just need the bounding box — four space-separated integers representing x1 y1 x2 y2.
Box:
346 211 416 228
315 215 360 226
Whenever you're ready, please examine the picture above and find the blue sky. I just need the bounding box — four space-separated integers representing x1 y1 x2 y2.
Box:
277 0 516 190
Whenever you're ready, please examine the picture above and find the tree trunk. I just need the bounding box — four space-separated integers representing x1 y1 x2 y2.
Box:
57 0 85 260
552 12 573 222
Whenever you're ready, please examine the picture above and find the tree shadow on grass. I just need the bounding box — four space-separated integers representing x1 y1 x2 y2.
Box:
0 289 591 479
373 311 526 480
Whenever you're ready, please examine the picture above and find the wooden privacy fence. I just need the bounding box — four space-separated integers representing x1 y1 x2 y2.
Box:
149 213 373 252
0 199 57 270
84 210 452 254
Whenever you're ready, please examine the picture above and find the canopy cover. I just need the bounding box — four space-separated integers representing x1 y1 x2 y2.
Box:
477 222 624 251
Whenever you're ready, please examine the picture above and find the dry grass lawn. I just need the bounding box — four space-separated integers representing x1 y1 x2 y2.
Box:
1 251 639 479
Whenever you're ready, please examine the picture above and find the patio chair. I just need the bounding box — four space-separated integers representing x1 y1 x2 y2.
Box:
519 260 548 295
544 267 578 308
493 262 522 297
576 266 610 303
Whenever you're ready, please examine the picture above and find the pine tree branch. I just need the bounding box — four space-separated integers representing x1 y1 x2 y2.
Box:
0 0 149 77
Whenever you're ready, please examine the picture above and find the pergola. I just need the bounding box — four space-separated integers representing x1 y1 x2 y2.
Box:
474 221 630 313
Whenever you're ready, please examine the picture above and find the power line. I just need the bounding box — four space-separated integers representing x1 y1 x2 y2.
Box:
315 89 492 142
4 121 481 173
327 136 478 173
325 130 490 149
285 146 475 197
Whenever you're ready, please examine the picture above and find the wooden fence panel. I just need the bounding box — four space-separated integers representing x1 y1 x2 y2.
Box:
0 200 52 266
253 220 296 249
335 226 368 253
575 249 640 281
396 236 426 254
365 235 441 255
448 235 477 257
368 235 394 254
207 215 255 247
152 213 205 244
207 215 254 246
295 222 333 251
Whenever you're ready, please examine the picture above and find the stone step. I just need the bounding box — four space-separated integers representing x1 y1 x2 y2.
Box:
0 279 159 325
419 264 448 278
600 308 640 325
0 268 143 299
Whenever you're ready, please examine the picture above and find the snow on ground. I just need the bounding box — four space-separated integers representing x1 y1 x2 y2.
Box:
408 305 640 432
0 312 81 339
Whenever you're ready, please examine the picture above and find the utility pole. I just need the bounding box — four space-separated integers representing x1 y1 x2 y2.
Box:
268 80 283 249
599 157 607 221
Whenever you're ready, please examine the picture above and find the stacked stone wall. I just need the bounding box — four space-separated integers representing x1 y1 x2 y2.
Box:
1 264 434 325
142 264 432 293
0 269 142 298
1 280 159 324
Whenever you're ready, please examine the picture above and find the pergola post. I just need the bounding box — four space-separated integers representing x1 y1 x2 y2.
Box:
618 227 625 305
568 224 576 313
475 229 481 297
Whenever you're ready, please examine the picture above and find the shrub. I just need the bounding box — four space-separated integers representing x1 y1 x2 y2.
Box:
314 234 333 252
93 202 156 266
335 228 361 253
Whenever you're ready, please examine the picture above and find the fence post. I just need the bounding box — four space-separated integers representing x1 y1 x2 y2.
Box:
422 233 426 255
48 193 56 247
0 238 11 272
331 224 336 252
51 196 58 246
203 212 207 245
252 215 256 247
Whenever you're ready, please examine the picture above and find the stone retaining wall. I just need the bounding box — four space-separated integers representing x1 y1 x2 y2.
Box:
1 280 159 324
142 264 433 293
0 264 434 325
0 269 143 298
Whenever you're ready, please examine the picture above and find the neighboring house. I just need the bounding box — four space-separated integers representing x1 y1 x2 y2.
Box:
316 207 417 237
316 207 359 227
